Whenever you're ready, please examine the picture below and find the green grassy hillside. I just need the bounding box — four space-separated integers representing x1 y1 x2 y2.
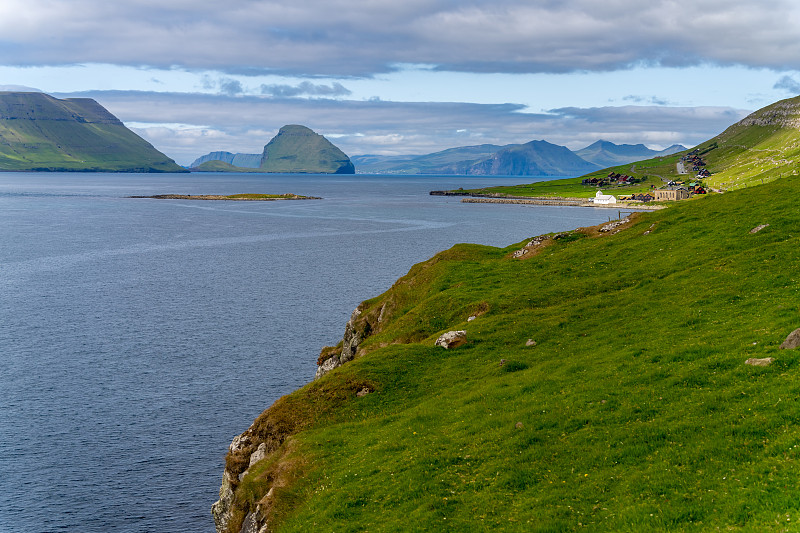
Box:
217 172 800 532
0 92 185 172
465 95 800 199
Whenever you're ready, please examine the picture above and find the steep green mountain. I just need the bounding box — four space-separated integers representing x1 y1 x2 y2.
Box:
190 151 261 169
464 139 600 176
684 96 800 190
259 125 354 174
575 140 686 167
0 92 184 172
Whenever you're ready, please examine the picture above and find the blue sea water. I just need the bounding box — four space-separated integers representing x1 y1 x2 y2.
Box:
0 172 617 532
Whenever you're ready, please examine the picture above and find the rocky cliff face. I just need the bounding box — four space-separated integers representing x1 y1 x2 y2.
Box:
212 303 378 533
737 98 800 128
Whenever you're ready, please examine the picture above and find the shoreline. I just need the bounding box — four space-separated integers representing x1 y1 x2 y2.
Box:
459 197 664 210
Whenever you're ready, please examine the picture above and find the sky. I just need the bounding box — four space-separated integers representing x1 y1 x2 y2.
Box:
2 0 800 165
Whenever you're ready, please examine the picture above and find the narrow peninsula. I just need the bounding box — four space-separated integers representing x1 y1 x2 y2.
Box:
129 193 320 201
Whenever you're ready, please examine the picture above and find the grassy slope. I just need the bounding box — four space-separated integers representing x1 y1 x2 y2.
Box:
468 96 800 199
0 93 184 172
228 175 800 532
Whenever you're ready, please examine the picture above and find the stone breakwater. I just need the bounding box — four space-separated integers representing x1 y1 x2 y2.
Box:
461 197 663 210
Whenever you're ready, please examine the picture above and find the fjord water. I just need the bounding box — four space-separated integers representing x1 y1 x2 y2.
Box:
0 173 614 532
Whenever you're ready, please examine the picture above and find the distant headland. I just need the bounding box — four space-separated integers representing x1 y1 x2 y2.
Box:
128 193 321 201
0 91 185 173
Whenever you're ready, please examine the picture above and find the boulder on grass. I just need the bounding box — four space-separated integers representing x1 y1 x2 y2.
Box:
779 328 800 350
745 357 774 367
435 330 467 349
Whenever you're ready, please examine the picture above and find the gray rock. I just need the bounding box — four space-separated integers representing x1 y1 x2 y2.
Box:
599 217 629 233
241 511 261 533
525 339 537 346
780 328 800 349
745 357 774 367
340 308 363 364
435 330 467 349
356 387 371 397
750 224 770 234
314 355 341 380
249 442 268 468
211 471 236 533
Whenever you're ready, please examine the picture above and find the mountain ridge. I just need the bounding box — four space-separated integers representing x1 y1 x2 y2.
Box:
0 91 185 172
351 139 685 176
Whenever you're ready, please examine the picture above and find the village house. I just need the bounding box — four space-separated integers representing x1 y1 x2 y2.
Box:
633 193 655 202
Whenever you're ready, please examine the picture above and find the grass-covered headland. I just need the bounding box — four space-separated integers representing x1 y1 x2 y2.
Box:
216 169 800 532
129 193 320 200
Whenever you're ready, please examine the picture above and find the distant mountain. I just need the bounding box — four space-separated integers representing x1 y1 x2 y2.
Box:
353 140 689 177
574 140 687 168
259 125 353 174
193 125 354 174
463 140 600 176
352 144 506 174
354 141 599 176
0 92 185 172
190 151 261 169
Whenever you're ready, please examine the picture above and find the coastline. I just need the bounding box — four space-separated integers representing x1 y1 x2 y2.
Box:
460 197 664 210
430 190 664 210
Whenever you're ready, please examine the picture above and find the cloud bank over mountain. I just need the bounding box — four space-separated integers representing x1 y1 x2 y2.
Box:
5 0 798 163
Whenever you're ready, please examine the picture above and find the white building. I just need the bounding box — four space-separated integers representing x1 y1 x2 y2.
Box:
593 190 617 205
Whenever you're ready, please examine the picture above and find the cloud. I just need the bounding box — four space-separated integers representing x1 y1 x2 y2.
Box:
0 84 41 92
60 90 750 165
3 1 800 76
773 75 800 94
219 78 244 96
260 81 351 98
622 95 671 106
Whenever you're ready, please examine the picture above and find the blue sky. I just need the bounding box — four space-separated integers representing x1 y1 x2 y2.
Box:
2 0 800 165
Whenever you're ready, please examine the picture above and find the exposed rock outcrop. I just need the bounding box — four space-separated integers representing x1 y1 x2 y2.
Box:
737 100 800 129
315 308 367 380
780 328 800 349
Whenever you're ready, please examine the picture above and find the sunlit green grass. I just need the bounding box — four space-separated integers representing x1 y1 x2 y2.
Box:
229 175 800 532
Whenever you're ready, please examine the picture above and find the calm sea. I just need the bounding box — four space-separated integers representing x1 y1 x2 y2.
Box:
0 172 616 532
